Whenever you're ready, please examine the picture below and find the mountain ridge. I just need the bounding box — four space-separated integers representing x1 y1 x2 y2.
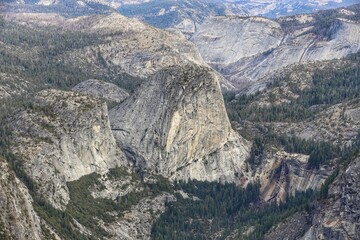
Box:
0 2 360 239
192 4 360 91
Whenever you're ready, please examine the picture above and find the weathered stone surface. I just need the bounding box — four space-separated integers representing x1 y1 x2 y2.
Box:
302 156 360 240
192 10 360 90
73 79 129 103
0 159 53 240
110 64 251 183
264 212 312 240
192 16 284 66
100 193 176 240
255 150 332 203
10 89 127 209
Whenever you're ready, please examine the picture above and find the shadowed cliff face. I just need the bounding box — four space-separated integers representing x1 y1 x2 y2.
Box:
0 159 49 240
260 155 360 240
110 64 251 183
303 156 360 240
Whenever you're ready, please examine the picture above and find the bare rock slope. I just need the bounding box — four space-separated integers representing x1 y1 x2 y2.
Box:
110 64 251 184
0 159 48 240
10 89 127 209
303 155 360 239
255 150 332 203
73 79 129 103
192 6 360 90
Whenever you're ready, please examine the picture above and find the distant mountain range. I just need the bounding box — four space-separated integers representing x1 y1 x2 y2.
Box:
6 0 359 31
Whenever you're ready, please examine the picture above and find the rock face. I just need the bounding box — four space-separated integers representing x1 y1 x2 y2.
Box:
191 7 360 90
0 159 46 240
255 150 332 203
302 156 360 239
110 64 251 183
264 212 312 240
73 79 129 103
61 12 206 78
10 89 127 209
192 16 284 66
100 193 176 240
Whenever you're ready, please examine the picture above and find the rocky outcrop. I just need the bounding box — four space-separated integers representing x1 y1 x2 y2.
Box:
73 79 129 103
90 168 144 200
117 0 248 37
192 16 284 66
100 193 176 240
110 64 251 184
10 89 127 209
191 9 360 90
2 12 206 79
264 212 312 240
0 73 33 100
62 12 206 78
302 155 360 239
0 158 54 240
255 150 333 203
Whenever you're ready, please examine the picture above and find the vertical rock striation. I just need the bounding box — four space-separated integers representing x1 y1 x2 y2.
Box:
110 64 251 183
10 89 127 209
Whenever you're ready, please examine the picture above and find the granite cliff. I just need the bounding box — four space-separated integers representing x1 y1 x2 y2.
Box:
303 156 360 239
1 2 360 239
192 6 360 90
72 79 129 103
9 89 127 210
110 64 251 183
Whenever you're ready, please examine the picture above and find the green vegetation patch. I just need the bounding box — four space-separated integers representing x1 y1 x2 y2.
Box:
0 16 144 94
224 53 360 123
151 180 315 240
246 129 340 169
34 168 174 239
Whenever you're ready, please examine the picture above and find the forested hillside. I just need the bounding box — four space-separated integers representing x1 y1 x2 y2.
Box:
0 2 360 240
224 52 360 123
0 16 143 94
